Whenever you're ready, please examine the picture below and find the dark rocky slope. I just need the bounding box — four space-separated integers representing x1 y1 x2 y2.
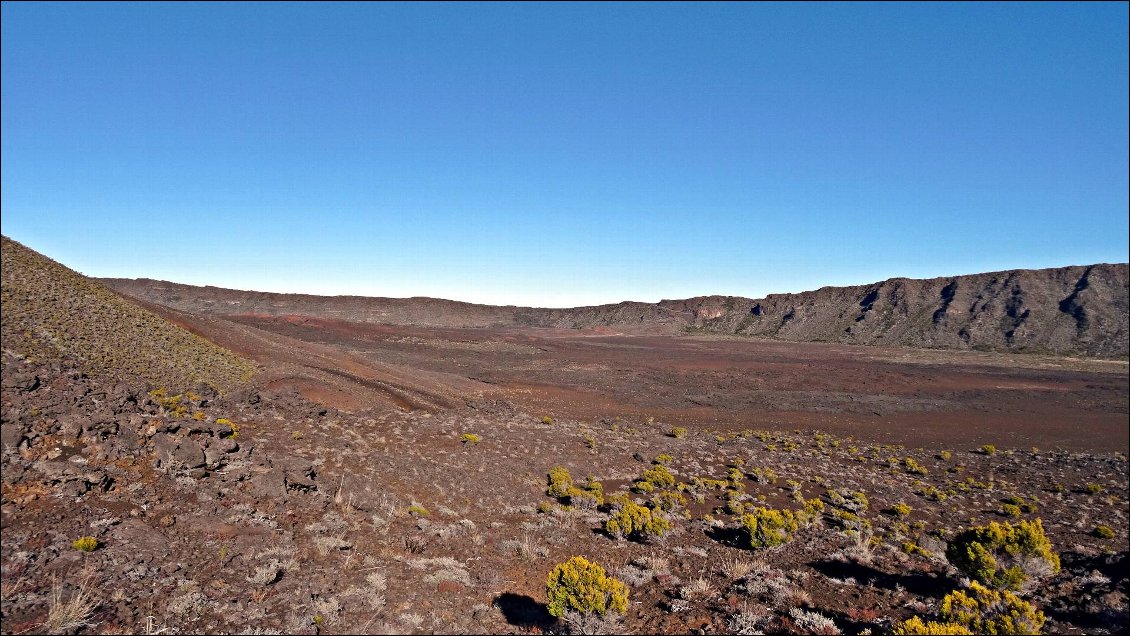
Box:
103 263 1128 359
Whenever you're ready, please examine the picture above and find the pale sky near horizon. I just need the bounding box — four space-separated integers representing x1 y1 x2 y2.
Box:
2 2 1127 307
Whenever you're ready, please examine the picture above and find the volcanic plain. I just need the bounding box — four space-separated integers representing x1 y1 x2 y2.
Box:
3 237 1128 635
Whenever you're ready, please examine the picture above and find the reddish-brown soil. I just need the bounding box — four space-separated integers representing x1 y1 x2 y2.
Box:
150 309 1128 453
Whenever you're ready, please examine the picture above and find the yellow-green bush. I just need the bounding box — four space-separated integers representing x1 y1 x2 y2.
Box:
799 498 825 525
889 502 912 517
650 490 688 515
904 457 928 475
742 507 799 548
654 453 673 465
72 536 98 552
547 466 574 498
946 519 1060 590
639 465 676 490
671 427 688 439
892 616 974 635
938 581 1046 634
460 433 481 445
546 556 629 618
1093 525 1115 539
605 500 670 542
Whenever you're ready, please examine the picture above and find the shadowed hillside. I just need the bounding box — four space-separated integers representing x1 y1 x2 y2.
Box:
104 262 1129 359
1 236 257 392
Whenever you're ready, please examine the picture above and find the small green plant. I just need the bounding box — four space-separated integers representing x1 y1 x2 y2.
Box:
671 427 688 439
1093 525 1115 539
946 519 1060 590
979 444 997 456
72 536 98 552
1084 483 1103 494
546 556 629 619
407 504 430 518
937 450 953 461
537 501 555 514
654 454 673 465
583 434 597 450
541 415 554 425
460 433 481 445
742 507 799 548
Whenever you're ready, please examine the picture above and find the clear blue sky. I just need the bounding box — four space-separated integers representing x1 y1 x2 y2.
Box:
3 2 1127 307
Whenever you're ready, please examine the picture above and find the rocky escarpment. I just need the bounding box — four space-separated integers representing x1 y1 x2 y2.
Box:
690 264 1129 359
102 263 1129 359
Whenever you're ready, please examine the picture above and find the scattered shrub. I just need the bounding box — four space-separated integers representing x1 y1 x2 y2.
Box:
937 451 953 461
460 433 480 445
654 454 673 465
742 507 799 548
407 504 430 518
946 519 1060 590
671 427 688 439
1001 504 1022 518
1084 483 1103 494
546 556 629 619
541 416 554 425
979 444 997 456
72 536 98 552
1093 525 1115 539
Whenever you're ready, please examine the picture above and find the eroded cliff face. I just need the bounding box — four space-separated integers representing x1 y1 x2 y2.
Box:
102 262 1130 359
701 264 1128 359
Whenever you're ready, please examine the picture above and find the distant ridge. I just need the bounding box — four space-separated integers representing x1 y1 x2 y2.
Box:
103 262 1129 359
1 236 257 391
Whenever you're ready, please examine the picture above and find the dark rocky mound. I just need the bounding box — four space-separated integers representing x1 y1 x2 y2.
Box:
2 236 257 393
104 263 1129 359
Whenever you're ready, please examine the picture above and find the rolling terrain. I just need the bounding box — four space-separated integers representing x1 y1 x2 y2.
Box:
2 236 1127 635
